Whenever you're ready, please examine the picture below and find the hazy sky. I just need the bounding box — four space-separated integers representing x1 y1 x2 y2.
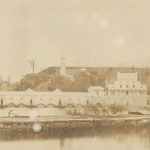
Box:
0 0 150 81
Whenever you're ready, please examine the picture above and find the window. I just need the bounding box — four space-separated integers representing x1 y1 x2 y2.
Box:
126 85 128 88
1 99 3 105
120 85 122 88
59 100 62 106
87 100 89 105
133 85 135 88
30 99 32 105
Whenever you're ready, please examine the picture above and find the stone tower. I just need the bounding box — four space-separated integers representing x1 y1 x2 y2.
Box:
60 53 66 75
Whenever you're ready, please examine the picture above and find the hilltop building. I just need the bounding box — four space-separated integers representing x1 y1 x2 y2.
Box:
107 72 147 96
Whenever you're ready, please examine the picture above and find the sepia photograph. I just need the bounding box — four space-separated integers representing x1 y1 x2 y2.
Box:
0 0 150 150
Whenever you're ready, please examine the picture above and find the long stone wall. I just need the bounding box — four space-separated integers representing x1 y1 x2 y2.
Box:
0 91 148 108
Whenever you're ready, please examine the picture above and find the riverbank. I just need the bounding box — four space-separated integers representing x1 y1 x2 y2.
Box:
0 115 150 133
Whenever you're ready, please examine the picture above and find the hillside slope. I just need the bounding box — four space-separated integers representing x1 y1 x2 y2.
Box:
15 66 150 94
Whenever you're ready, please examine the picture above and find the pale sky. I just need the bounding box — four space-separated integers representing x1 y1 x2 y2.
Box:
0 0 150 81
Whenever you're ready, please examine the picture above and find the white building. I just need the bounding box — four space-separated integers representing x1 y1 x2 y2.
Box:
0 86 105 108
80 67 88 73
107 72 147 96
0 89 90 107
0 86 147 108
88 86 105 97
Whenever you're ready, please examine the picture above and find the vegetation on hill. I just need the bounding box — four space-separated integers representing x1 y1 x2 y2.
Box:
13 66 150 94
15 69 105 92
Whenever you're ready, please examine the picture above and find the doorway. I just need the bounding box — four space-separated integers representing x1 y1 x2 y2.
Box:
126 90 129 95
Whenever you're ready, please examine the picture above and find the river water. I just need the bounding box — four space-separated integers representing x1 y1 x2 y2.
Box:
0 127 149 150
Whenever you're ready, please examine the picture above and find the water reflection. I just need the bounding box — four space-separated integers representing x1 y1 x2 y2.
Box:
59 137 65 150
0 127 149 150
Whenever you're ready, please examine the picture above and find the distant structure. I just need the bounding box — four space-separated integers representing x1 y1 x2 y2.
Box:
7 75 11 83
60 53 66 75
0 75 12 91
107 72 147 96
80 67 88 73
0 75 2 83
28 60 35 73
0 81 12 91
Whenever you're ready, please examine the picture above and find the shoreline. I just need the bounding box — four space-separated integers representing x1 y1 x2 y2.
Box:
0 115 150 132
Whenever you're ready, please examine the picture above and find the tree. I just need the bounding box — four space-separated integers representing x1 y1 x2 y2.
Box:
18 74 41 90
109 104 125 114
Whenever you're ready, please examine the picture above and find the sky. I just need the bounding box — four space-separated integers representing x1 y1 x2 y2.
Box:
0 0 150 81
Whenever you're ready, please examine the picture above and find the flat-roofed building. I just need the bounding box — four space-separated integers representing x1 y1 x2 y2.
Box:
88 86 105 96
107 72 147 96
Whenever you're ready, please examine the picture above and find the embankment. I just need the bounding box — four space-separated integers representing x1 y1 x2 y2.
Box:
0 116 150 133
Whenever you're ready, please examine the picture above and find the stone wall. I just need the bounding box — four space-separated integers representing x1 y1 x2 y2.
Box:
0 91 148 108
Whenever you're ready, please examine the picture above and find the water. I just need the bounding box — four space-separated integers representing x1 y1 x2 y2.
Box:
0 128 149 150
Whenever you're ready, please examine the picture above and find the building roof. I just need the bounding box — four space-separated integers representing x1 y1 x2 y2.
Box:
0 90 90 97
80 67 87 72
89 86 104 90
117 72 138 81
25 88 34 92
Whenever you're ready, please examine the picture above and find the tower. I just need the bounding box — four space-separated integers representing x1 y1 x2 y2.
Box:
28 59 35 73
60 53 66 75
